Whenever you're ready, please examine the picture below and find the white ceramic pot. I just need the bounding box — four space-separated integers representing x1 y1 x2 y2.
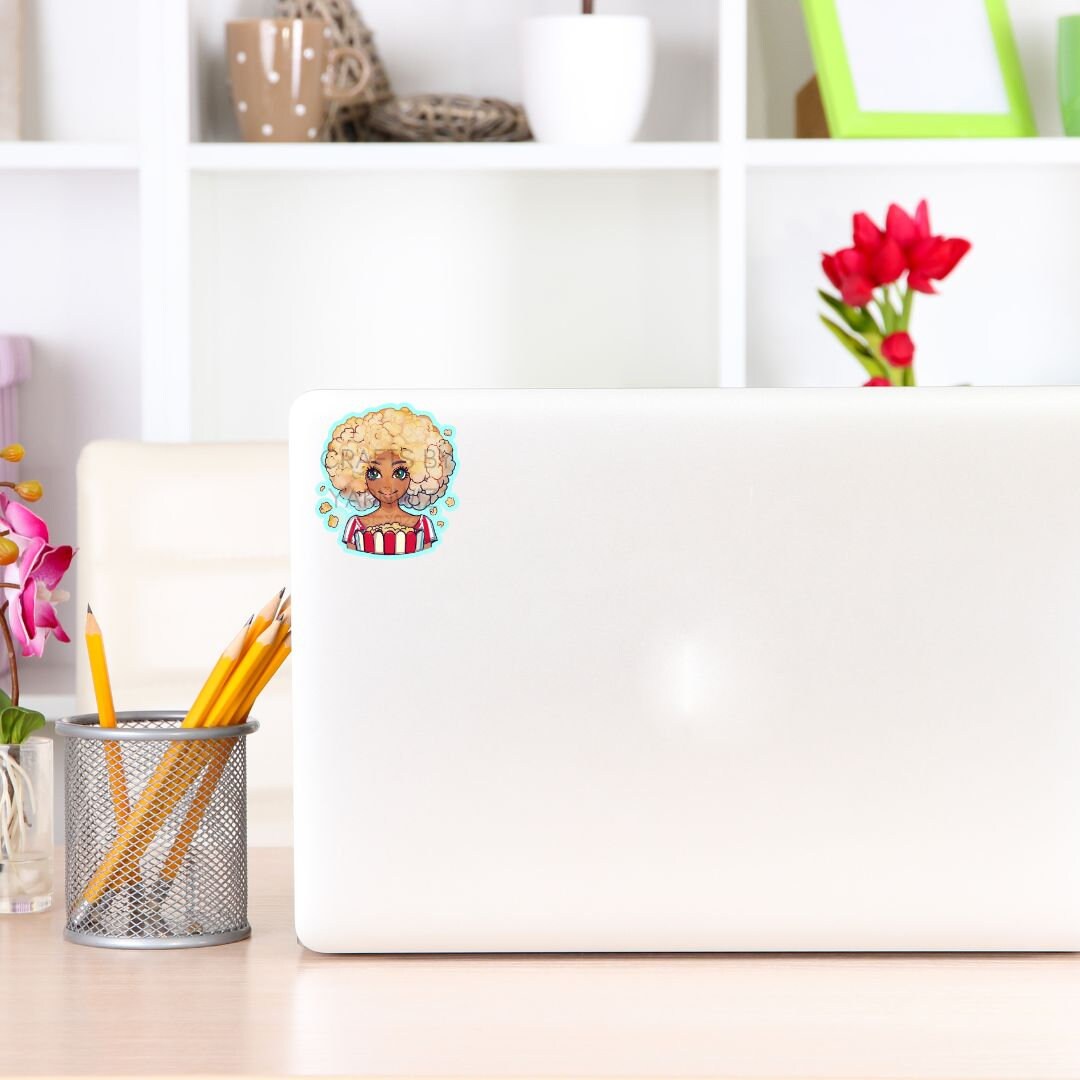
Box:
521 15 653 145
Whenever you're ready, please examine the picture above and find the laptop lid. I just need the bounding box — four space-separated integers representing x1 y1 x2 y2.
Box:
290 388 1080 952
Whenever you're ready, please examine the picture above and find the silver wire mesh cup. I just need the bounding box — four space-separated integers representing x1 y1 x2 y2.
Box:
56 711 258 950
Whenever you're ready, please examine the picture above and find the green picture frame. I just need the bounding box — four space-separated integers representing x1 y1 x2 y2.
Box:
801 0 1037 138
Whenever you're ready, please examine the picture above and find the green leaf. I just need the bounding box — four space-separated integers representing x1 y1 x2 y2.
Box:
818 290 875 336
0 706 19 743
819 315 870 356
0 688 12 711
819 317 886 380
0 705 45 745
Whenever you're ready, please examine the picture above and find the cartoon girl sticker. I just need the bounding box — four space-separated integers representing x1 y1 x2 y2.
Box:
322 406 457 557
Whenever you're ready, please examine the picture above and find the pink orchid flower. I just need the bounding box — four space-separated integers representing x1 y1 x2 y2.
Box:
0 494 74 658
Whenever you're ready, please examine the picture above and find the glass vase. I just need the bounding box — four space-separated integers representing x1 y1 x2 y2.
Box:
0 736 52 913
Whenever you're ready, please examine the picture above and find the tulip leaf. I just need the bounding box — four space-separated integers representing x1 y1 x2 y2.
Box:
819 317 887 380
818 290 875 336
0 705 46 745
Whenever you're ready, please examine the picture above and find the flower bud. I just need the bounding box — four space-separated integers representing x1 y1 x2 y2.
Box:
881 332 915 368
14 480 42 502
0 536 18 565
0 443 24 463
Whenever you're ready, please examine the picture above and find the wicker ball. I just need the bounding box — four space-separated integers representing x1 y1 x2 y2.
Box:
366 94 531 143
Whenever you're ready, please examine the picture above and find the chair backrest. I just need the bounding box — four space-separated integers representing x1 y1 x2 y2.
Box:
76 440 290 843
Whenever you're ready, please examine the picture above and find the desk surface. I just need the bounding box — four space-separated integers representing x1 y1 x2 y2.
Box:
6 848 1080 1079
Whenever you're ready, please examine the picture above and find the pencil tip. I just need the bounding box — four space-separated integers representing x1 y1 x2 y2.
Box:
86 604 92 614
278 586 286 598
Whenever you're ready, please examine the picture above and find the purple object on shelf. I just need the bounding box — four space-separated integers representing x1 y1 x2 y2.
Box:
0 336 30 484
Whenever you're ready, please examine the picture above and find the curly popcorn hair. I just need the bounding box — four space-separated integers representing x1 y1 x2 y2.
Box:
324 407 456 512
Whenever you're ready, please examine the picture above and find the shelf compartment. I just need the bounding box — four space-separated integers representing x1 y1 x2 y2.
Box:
190 0 719 145
746 165 1080 388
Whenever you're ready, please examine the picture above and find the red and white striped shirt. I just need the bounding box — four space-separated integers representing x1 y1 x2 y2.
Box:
342 514 438 556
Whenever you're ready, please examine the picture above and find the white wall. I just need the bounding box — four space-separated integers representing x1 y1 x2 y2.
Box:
21 0 139 141
0 173 141 682
190 169 718 440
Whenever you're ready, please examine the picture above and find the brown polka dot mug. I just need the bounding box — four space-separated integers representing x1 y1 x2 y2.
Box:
226 19 372 142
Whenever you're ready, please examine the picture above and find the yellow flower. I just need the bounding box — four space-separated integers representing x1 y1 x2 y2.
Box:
14 480 42 502
0 537 17 565
0 444 24 463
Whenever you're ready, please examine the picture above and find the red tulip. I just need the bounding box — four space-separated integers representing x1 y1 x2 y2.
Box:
851 212 906 287
881 331 915 368
907 237 972 294
822 248 875 307
864 377 891 387
885 199 971 294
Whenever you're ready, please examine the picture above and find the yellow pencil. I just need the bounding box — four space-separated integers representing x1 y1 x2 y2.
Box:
84 608 130 827
236 629 291 722
161 738 237 883
204 620 283 729
243 587 285 654
184 618 251 728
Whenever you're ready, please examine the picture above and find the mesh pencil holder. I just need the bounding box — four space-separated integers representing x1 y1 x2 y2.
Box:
56 711 258 950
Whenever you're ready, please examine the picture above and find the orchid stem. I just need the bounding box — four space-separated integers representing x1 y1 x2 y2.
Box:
0 602 19 707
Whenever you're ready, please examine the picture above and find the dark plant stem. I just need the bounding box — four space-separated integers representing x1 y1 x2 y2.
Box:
583 0 594 13
0 601 19 706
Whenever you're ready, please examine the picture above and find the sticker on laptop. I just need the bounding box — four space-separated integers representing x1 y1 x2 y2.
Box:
317 404 458 558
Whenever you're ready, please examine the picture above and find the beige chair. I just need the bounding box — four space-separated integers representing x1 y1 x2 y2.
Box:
76 441 291 844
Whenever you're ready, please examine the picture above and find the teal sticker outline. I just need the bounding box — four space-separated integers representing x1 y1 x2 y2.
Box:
315 401 459 560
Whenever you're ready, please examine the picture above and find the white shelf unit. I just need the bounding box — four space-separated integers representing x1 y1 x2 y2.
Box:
7 0 1080 698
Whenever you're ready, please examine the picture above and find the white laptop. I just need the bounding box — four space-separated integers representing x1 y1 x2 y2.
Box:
290 388 1080 953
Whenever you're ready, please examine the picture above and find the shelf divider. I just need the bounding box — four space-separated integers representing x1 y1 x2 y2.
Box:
139 0 192 442
718 0 749 388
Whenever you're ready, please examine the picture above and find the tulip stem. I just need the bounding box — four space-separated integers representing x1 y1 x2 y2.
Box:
901 285 914 330
0 602 19 706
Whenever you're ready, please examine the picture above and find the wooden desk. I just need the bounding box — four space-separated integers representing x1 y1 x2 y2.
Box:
6 848 1080 1078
